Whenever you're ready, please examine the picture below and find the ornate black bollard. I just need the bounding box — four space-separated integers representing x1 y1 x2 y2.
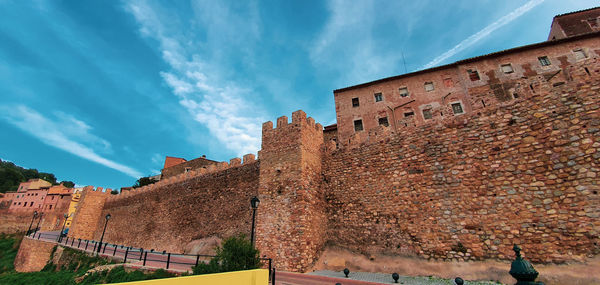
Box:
509 244 544 285
392 272 400 283
343 268 350 278
455 277 464 285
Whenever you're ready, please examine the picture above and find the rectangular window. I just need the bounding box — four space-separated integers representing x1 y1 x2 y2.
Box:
501 64 514 74
399 87 409 97
424 82 434 92
467 69 480 81
378 117 389 127
422 109 433 119
451 103 464 115
49 205 52 210
404 111 415 117
443 78 453 88
352 97 360 107
354 119 363 131
538 56 551 66
574 49 587 60
374 92 383 102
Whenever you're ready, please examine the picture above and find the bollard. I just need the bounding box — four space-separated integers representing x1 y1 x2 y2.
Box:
509 244 544 285
392 272 400 283
343 268 350 278
455 277 464 285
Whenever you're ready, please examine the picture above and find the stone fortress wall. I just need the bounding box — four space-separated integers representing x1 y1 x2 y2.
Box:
63 36 600 272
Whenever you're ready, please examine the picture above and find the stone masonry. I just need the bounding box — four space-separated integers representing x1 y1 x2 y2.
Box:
63 34 600 273
14 237 55 272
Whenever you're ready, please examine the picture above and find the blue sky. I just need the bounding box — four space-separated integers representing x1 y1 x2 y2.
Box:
0 0 596 189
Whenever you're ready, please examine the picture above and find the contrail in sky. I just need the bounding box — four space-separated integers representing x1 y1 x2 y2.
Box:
422 0 546 69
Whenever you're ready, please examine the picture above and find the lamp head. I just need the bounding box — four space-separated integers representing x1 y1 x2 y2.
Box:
106 214 111 220
251 196 260 209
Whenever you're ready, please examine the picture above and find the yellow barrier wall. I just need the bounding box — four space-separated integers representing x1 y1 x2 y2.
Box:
111 269 269 285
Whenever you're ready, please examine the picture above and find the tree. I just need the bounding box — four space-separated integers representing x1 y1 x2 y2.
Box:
192 235 261 275
60 181 75 188
132 177 158 188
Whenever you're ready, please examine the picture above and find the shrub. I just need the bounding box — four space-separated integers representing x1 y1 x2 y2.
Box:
192 234 261 275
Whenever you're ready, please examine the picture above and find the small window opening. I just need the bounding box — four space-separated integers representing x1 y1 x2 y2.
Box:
538 56 551 66
513 93 519 99
184 167 192 173
399 87 409 97
451 103 464 115
404 111 414 117
424 82 434 92
352 97 360 107
443 78 453 87
501 64 514 74
467 69 480 81
354 119 363 131
378 117 389 126
529 84 535 93
374 93 383 102
422 109 432 120
574 49 587 60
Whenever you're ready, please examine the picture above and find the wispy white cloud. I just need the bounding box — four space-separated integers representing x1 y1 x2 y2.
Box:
0 105 142 178
422 0 545 69
124 0 263 157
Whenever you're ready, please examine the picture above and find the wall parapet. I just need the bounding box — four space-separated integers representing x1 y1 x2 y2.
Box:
106 155 259 203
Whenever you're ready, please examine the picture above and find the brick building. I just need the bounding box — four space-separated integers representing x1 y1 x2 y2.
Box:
332 14 600 144
548 7 600 40
8 179 52 212
160 155 219 179
41 184 72 213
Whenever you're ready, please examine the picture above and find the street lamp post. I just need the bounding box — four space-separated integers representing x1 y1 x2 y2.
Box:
97 214 111 255
26 211 38 236
58 213 68 243
34 212 44 235
250 196 260 246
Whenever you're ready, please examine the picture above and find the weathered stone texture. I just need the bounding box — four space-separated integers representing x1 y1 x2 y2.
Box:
322 59 600 263
256 111 327 272
69 186 111 240
14 237 55 272
95 162 260 253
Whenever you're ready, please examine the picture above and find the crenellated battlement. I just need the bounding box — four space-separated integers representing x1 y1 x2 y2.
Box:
106 153 259 203
262 110 323 134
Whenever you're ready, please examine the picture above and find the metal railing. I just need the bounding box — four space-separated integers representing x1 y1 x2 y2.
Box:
27 230 274 281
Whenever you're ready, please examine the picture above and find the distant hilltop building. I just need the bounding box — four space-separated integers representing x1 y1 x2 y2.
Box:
160 155 219 179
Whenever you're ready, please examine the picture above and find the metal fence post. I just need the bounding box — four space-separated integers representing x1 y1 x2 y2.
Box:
85 240 89 251
78 239 81 248
71 238 75 247
65 237 69 244
93 242 97 252
103 243 108 254
272 267 276 285
195 255 200 267
124 247 129 263
139 248 143 261
166 253 171 269
113 245 117 256
143 251 148 266
268 258 272 280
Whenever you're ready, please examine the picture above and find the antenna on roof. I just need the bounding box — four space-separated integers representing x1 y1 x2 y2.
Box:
401 50 407 74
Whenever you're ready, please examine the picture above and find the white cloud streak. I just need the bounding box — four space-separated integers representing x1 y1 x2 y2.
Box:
0 105 143 178
124 0 263 157
422 0 546 69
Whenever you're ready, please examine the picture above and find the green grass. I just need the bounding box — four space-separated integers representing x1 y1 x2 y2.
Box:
0 234 177 284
